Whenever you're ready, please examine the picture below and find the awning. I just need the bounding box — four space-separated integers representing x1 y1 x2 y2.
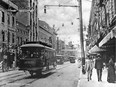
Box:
99 27 116 47
89 45 106 54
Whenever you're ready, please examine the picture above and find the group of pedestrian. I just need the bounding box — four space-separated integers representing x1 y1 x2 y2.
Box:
85 54 115 83
0 48 15 72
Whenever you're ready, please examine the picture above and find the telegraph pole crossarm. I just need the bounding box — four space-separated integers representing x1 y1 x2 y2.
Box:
44 4 79 13
44 4 79 7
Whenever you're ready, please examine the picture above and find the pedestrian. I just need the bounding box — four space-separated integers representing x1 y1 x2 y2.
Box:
107 56 115 83
85 55 94 81
2 51 8 72
95 54 103 82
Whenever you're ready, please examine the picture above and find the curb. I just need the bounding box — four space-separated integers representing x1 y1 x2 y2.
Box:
77 68 82 87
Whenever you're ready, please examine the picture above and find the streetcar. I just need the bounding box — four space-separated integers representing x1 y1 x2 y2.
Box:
56 55 64 64
17 42 56 76
69 56 76 63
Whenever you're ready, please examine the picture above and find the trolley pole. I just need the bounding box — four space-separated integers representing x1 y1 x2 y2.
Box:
78 0 85 74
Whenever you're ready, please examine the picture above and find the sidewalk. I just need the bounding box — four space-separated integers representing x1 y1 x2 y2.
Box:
77 68 116 87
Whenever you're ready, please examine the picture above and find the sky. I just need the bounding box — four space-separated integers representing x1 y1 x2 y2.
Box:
38 0 92 45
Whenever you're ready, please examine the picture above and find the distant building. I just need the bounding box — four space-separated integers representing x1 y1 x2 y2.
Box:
38 19 54 47
16 21 29 46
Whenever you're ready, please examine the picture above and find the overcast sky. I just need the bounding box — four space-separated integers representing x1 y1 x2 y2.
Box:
38 0 92 45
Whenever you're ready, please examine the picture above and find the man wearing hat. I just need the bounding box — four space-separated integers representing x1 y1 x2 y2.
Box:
85 55 94 81
95 54 103 82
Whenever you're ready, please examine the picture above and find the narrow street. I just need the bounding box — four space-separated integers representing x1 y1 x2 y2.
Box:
0 61 81 87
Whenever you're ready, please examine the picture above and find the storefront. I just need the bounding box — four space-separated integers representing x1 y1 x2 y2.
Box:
99 26 116 81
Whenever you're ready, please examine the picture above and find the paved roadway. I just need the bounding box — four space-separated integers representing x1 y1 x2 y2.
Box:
0 60 81 87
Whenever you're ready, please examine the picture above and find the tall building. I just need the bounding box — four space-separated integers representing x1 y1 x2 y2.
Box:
0 0 18 61
10 0 39 42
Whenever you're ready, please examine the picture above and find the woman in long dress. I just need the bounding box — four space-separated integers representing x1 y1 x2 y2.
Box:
107 57 115 83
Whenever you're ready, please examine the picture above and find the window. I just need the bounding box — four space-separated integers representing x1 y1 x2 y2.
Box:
8 31 10 43
7 14 10 25
17 37 19 44
20 37 22 45
12 33 15 43
12 16 15 27
114 0 116 14
2 11 5 22
2 31 5 42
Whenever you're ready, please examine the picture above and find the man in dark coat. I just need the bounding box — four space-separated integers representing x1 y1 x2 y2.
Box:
95 54 103 82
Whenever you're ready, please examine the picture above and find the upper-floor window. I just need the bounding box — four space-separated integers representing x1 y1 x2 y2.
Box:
2 31 5 42
12 16 15 27
12 33 15 43
2 11 5 23
8 31 10 43
7 14 10 25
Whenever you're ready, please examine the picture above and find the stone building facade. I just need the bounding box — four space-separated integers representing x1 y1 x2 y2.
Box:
38 19 54 47
0 0 18 52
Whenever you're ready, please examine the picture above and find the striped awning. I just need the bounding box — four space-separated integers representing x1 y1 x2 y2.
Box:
99 27 116 47
89 45 106 54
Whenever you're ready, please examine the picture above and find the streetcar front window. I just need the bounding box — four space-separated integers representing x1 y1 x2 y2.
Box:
20 47 43 58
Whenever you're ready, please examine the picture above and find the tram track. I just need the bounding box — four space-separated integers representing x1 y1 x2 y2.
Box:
0 71 24 79
0 76 30 86
0 72 30 86
0 62 72 87
0 73 26 82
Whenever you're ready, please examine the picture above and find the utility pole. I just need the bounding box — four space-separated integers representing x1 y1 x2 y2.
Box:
78 0 85 74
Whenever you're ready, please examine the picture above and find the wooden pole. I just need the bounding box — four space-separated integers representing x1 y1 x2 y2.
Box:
78 0 85 74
